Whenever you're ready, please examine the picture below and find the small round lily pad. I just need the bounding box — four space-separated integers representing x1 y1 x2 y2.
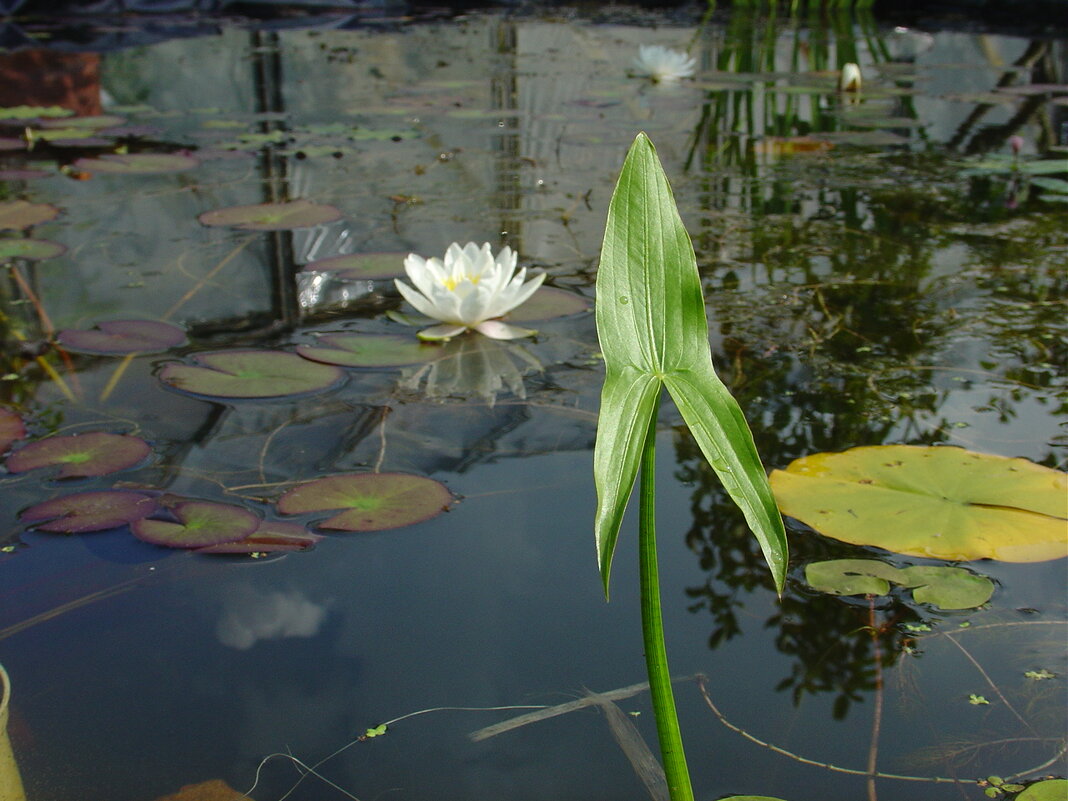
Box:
505 286 590 321
196 521 323 554
58 319 187 355
302 252 406 279
159 349 344 399
297 334 439 368
5 432 151 478
804 559 995 610
0 201 60 230
20 490 158 533
277 472 452 532
132 500 260 548
197 199 343 231
72 153 199 175
0 408 26 454
0 239 66 261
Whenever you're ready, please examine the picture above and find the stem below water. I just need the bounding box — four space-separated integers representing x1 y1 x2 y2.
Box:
639 413 694 801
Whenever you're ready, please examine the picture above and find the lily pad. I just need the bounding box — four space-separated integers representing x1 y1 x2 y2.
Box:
505 286 590 321
277 472 452 532
159 349 344 399
197 199 342 231
196 521 323 554
297 334 439 368
302 251 406 279
5 432 151 478
770 445 1067 562
58 319 187 355
805 559 995 610
132 500 260 549
0 239 66 261
20 490 158 533
0 201 60 230
0 105 72 120
38 114 126 130
72 153 199 175
1018 779 1068 801
0 408 26 454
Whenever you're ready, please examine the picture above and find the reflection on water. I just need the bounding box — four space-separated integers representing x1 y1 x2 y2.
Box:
0 4 1064 800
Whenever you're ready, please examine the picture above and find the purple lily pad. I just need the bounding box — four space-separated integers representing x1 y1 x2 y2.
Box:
198 199 343 231
302 252 406 279
0 169 52 180
196 521 324 554
0 201 60 231
505 286 590 321
0 239 66 261
0 138 26 151
72 153 199 175
58 319 187 355
5 432 151 478
20 490 158 533
159 349 344 399
297 334 439 368
132 500 260 549
0 408 26 454
277 472 452 532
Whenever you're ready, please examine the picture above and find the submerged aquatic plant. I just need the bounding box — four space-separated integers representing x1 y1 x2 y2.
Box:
396 242 545 341
594 133 787 801
632 45 696 83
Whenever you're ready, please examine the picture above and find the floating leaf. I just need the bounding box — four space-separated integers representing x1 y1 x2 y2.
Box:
72 153 199 175
0 408 26 454
20 490 158 533
277 473 452 532
804 559 994 610
0 138 25 151
198 199 342 231
770 445 1067 562
132 500 260 549
38 114 126 130
0 239 66 261
159 350 344 399
196 521 323 554
1024 669 1055 680
968 694 989 705
58 319 187 355
0 169 51 180
302 251 406 279
0 200 60 230
297 334 439 368
1018 780 1068 801
505 286 590 321
5 432 151 478
0 105 73 120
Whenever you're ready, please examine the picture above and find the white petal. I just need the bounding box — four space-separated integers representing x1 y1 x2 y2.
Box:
418 323 469 341
474 320 537 340
395 278 441 321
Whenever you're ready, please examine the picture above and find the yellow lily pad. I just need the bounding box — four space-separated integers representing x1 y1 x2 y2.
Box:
770 445 1067 562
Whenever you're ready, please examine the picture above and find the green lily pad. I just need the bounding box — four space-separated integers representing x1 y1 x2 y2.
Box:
58 319 187 355
297 334 439 368
72 153 199 175
0 105 73 120
20 490 158 533
38 114 126 130
132 500 260 548
5 432 151 478
505 286 590 321
159 349 344 399
196 521 323 554
198 199 343 231
805 559 995 610
1018 779 1068 801
277 472 452 532
302 251 406 279
0 201 60 230
0 239 66 261
770 445 1067 562
0 408 26 454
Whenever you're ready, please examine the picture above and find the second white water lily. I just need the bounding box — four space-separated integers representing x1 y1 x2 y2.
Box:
633 45 696 83
396 242 545 341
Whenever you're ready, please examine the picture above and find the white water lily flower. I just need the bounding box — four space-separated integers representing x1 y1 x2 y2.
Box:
633 45 696 83
839 62 862 92
396 242 545 341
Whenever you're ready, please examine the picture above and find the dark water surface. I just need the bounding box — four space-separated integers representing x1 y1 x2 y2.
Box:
0 5 1065 800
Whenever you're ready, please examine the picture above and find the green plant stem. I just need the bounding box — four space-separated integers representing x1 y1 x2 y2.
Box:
639 410 694 801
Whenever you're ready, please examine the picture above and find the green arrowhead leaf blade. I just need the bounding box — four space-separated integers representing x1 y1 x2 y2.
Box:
594 132 788 596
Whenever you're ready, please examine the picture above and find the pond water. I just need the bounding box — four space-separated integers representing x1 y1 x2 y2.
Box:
0 5 1066 801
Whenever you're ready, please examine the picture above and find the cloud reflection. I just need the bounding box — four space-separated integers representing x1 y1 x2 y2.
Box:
216 585 329 650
